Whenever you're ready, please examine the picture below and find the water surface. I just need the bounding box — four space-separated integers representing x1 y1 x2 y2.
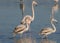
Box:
0 0 60 43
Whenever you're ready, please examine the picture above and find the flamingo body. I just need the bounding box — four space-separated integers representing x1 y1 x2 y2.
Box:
13 24 26 34
39 18 57 38
21 15 32 25
13 24 29 37
40 27 55 36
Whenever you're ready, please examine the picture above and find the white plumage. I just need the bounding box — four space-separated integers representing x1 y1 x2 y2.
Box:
13 24 29 37
39 18 57 38
40 27 55 36
21 1 38 25
39 2 58 38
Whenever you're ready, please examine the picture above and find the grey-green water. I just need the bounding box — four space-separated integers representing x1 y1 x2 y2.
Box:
0 0 60 43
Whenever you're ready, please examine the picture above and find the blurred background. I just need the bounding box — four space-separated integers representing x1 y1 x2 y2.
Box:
0 0 60 43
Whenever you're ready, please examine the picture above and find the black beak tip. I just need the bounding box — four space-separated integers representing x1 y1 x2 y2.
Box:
36 5 38 6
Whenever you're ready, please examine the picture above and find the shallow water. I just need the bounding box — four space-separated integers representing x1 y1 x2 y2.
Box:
0 0 60 43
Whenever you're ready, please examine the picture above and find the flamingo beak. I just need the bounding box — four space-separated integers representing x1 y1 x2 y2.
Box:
54 19 58 22
51 18 58 22
33 1 38 6
51 19 58 24
35 2 38 6
54 19 58 24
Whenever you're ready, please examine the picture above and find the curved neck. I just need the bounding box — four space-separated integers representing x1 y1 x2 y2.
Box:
51 21 56 32
32 1 35 21
26 24 29 30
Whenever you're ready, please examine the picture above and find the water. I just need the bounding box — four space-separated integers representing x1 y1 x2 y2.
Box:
0 0 60 43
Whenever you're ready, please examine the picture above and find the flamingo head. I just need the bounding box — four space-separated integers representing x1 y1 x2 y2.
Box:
33 1 38 6
51 18 58 23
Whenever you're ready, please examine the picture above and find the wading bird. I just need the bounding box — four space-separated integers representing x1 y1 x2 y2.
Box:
39 2 58 38
39 17 58 38
39 8 58 38
13 23 30 37
21 1 37 25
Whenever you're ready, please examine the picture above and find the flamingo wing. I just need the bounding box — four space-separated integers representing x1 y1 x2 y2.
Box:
14 24 26 33
40 27 53 33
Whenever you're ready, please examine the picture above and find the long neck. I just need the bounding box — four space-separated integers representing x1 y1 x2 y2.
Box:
32 2 35 21
20 0 24 20
26 24 29 30
51 21 56 32
21 5 24 19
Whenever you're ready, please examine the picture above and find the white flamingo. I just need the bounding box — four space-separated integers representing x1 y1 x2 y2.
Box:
39 17 58 38
39 2 58 38
21 1 37 25
13 23 30 37
39 9 58 38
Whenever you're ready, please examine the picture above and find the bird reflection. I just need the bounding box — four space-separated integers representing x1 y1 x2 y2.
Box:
13 37 36 43
40 38 56 43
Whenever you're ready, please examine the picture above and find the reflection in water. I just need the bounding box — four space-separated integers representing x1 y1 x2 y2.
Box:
40 38 56 43
14 37 36 43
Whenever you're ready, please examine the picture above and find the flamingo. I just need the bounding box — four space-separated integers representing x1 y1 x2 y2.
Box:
39 8 58 38
12 23 30 37
39 17 58 38
21 1 38 25
39 2 58 38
